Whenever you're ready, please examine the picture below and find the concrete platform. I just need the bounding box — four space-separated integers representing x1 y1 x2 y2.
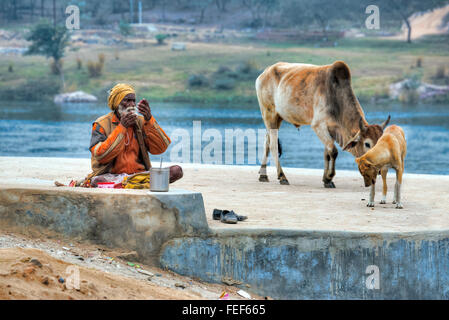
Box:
1 157 449 299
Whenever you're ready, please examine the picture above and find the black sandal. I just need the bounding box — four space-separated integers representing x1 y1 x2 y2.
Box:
213 209 247 223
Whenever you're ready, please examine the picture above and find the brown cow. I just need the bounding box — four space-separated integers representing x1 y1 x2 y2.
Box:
256 61 390 187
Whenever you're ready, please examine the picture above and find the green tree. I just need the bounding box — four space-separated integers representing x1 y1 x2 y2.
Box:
25 20 70 90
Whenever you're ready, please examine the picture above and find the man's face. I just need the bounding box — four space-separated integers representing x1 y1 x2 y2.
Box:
117 93 136 117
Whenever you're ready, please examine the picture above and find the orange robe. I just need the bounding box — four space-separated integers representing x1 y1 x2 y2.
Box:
90 113 171 174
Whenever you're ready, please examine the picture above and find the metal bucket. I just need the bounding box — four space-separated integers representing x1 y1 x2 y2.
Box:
150 167 169 192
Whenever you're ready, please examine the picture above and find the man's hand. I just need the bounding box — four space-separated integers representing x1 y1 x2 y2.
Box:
137 99 152 121
120 110 137 128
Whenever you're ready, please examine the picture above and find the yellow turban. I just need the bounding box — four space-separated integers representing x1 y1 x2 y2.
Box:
107 83 135 110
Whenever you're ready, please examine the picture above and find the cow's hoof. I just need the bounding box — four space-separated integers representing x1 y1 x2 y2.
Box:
367 202 375 207
380 200 386 204
395 203 403 209
324 181 336 188
259 175 269 182
279 178 290 185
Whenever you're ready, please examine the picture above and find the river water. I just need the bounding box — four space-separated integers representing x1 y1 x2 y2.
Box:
0 100 448 175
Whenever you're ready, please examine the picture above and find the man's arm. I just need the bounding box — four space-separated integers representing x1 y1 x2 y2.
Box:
90 122 127 164
142 116 171 155
137 99 171 155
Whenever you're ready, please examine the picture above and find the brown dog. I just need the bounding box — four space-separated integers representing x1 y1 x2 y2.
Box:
355 125 407 209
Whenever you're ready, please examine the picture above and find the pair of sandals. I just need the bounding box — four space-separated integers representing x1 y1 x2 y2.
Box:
213 209 248 224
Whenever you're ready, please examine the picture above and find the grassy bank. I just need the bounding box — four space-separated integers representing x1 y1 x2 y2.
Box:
1 34 449 104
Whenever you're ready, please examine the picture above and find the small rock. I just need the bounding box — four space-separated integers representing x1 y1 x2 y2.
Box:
41 276 49 285
137 269 154 277
30 258 42 268
264 296 274 300
20 257 31 263
54 91 98 104
23 266 35 275
175 283 186 289
88 283 98 292
221 277 242 286
117 251 139 262
237 289 251 299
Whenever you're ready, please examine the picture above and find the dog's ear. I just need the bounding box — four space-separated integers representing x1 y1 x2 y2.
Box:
364 159 373 167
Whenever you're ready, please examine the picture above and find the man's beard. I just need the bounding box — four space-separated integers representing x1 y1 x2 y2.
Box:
117 103 136 117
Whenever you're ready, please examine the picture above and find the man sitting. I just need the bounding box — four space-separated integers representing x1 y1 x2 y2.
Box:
87 83 182 186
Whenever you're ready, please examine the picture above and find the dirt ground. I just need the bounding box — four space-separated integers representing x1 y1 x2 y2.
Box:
0 231 261 300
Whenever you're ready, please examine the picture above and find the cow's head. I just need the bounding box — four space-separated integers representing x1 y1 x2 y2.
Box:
343 115 390 157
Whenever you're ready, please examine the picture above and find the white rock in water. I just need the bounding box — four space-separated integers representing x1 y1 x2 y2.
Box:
171 42 186 51
389 79 449 100
54 91 98 104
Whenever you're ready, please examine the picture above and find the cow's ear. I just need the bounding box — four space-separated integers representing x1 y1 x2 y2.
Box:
343 131 360 151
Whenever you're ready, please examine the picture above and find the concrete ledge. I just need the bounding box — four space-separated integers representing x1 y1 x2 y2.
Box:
0 186 209 264
2 157 449 299
160 229 449 299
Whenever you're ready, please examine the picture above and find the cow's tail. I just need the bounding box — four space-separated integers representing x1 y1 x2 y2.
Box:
278 138 282 158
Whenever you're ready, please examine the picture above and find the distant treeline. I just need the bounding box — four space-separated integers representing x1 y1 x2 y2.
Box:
2 0 448 35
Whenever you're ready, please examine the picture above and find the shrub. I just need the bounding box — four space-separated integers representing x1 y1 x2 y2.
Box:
399 89 419 104
119 20 132 37
98 53 105 65
236 60 258 74
76 57 82 69
435 65 446 79
8 63 13 73
155 33 169 45
216 65 232 74
188 74 209 87
87 54 105 78
0 78 61 101
214 78 236 90
416 57 423 68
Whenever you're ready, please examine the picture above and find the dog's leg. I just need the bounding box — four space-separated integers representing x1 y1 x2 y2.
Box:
394 168 403 209
380 167 388 204
367 183 375 207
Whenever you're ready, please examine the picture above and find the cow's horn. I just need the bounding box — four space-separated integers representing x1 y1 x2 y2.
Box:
359 117 367 133
381 115 391 130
